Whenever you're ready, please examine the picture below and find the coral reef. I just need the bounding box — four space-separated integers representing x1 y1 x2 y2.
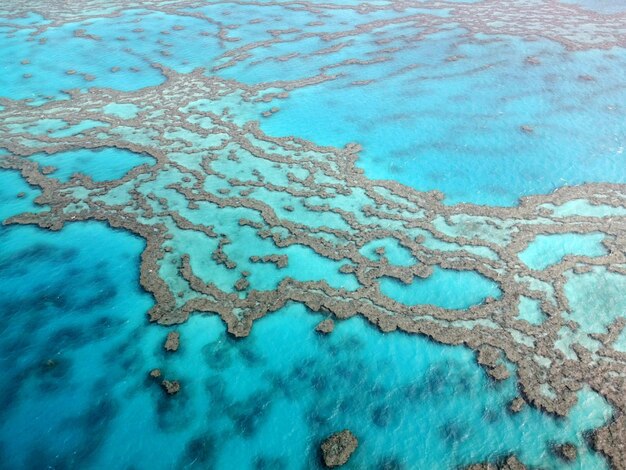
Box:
1 0 625 466
164 331 180 352
315 319 335 334
161 379 180 395
320 430 358 467
1 68 625 466
553 443 578 462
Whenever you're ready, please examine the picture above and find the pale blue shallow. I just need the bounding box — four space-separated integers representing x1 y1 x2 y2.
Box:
0 221 612 469
0 1 624 469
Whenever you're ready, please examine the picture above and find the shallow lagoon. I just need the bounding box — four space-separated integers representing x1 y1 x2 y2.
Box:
0 223 613 469
519 233 607 270
0 0 625 469
1 4 626 205
27 148 154 182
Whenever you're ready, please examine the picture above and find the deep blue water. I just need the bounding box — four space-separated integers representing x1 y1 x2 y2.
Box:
0 221 612 468
1 1 625 469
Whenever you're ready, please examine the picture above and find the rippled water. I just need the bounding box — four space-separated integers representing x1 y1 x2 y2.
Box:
1 1 625 469
0 223 612 468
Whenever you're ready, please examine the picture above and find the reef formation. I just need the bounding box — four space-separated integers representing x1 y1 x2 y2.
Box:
1 67 625 467
2 0 625 53
1 0 625 468
320 430 358 467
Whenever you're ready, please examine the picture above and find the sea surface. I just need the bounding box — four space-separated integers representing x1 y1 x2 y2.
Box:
0 0 625 469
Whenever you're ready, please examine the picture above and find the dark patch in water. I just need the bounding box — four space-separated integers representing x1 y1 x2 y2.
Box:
49 325 88 352
403 382 428 403
0 370 29 419
310 374 328 393
228 392 272 438
290 358 315 382
91 315 124 341
205 334 266 368
369 381 388 399
254 455 287 470
94 260 108 270
265 372 291 399
0 245 80 275
0 331 32 362
80 397 119 432
204 375 228 402
27 291 71 312
422 366 448 397
181 434 216 468
455 374 474 395
326 343 342 357
103 331 143 383
88 270 113 288
483 407 500 424
203 339 234 370
155 384 193 432
117 352 136 373
35 356 74 392
204 378 231 421
0 244 52 269
337 334 365 351
34 396 122 469
377 456 406 470
65 266 84 277
441 421 471 447
238 343 263 367
25 445 74 470
307 411 328 428
78 284 117 309
372 403 394 428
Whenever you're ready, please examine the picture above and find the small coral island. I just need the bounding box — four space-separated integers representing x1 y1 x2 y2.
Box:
320 430 358 467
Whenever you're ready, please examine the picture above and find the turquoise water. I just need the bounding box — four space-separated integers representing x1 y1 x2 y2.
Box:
564 267 626 334
0 170 44 220
518 296 547 326
555 267 626 360
28 148 154 182
360 238 416 267
0 225 612 468
2 4 626 204
380 267 501 309
518 233 607 270
225 28 626 206
1 1 626 469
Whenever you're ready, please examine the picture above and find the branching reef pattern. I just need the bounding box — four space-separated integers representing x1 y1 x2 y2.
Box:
1 0 625 468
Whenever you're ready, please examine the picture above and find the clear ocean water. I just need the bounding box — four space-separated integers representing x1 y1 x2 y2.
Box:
1 0 625 469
